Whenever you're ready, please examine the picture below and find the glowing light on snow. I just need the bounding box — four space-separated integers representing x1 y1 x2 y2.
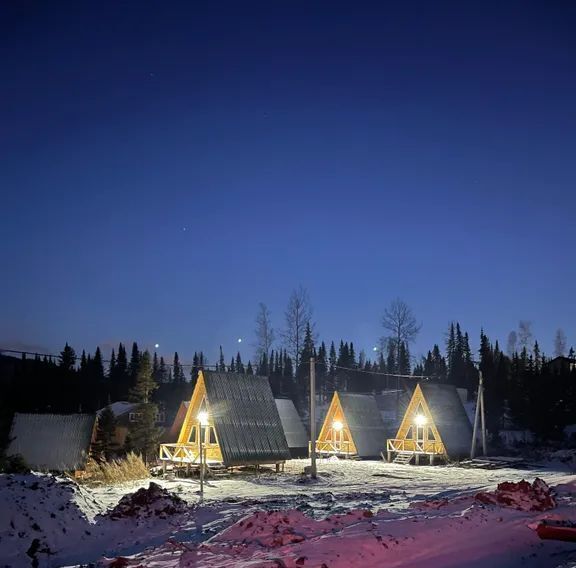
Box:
414 414 427 426
332 420 344 432
198 411 209 426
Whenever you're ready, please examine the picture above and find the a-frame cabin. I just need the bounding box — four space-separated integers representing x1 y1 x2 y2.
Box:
387 383 472 465
159 370 290 468
315 392 387 459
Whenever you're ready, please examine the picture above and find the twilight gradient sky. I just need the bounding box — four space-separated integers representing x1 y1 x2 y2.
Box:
1 2 575 364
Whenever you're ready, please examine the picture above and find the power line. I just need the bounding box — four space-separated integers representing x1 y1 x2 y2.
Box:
0 348 218 369
332 364 432 380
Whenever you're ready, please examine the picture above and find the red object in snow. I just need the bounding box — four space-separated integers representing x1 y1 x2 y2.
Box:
536 521 576 542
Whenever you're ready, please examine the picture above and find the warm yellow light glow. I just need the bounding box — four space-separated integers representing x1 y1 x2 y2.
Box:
333 420 344 432
198 411 209 426
414 414 427 426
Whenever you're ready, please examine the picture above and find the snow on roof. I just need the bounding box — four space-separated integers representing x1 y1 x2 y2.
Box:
275 398 308 449
97 401 137 417
8 413 96 471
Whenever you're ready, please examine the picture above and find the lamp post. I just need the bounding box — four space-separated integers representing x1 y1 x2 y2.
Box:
332 420 343 453
198 410 209 499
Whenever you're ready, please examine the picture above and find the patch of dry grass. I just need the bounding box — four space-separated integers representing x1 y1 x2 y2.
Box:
82 452 149 485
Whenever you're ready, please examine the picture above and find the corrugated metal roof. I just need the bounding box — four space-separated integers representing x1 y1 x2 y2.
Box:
203 371 290 466
419 383 473 459
339 393 388 458
8 413 96 471
275 398 308 449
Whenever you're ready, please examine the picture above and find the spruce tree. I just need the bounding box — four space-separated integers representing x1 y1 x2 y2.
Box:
128 351 160 463
95 407 116 460
219 346 225 372
236 352 245 374
59 343 76 372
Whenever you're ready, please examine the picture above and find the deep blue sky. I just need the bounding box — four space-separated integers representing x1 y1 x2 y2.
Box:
1 2 575 365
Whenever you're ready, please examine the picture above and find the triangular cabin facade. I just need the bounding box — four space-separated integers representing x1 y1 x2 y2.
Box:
387 383 472 465
159 370 290 468
315 392 387 459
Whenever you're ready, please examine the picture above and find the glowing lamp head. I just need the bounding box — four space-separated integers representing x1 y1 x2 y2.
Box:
198 411 209 426
332 420 344 432
414 414 427 427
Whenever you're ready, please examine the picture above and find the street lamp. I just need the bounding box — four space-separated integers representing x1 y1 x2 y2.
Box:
198 411 209 498
332 420 344 431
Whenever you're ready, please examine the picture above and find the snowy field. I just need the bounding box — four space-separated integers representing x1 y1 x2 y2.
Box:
2 458 576 567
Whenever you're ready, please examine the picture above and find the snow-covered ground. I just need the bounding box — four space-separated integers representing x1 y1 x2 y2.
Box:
1 458 576 567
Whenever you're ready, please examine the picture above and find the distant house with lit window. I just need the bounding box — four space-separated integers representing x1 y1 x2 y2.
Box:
549 356 576 375
98 401 166 452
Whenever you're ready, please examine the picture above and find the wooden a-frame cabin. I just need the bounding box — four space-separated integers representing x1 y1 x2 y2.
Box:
159 370 290 468
386 383 472 465
315 392 388 459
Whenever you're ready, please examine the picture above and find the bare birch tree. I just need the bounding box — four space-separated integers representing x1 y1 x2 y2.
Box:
506 331 518 357
254 302 275 361
282 286 313 366
554 328 567 358
518 320 533 352
381 298 421 361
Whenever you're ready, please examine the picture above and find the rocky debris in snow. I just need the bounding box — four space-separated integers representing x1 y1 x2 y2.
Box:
475 478 556 511
107 482 188 520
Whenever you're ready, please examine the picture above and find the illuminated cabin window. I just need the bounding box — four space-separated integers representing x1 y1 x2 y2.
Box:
188 426 197 443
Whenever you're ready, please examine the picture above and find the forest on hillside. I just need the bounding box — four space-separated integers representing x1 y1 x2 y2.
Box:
1 292 574 457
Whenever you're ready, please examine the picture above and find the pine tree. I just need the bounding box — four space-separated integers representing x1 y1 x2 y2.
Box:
59 343 76 371
236 352 245 374
93 347 104 380
95 406 116 460
246 361 254 375
173 352 184 384
108 349 117 378
329 341 337 375
219 346 225 372
129 342 140 382
128 351 160 463
229 357 236 373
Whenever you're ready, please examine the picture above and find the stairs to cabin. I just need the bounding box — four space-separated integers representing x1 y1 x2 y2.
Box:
393 451 414 465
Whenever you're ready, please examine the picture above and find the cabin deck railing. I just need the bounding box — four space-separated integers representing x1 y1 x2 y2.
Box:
159 443 199 462
314 440 355 456
387 438 445 455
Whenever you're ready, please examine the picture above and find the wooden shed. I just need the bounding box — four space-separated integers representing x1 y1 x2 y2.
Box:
159 370 290 468
387 383 472 465
315 392 388 459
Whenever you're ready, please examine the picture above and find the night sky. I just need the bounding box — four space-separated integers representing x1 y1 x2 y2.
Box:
2 2 575 364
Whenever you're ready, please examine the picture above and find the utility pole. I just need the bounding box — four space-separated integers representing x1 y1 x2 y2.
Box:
310 356 317 479
199 423 204 499
470 370 487 458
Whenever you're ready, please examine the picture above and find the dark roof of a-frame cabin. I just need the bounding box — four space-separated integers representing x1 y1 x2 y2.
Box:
203 371 290 466
419 383 472 459
8 413 96 471
275 398 308 448
338 393 388 458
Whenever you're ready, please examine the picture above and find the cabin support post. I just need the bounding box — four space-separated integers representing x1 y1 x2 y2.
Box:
387 450 391 462
430 453 434 465
415 453 420 465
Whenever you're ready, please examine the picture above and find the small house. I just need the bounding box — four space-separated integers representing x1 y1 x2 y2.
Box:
275 398 308 458
7 413 97 475
98 400 167 452
315 392 388 459
160 370 290 468
387 383 472 465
